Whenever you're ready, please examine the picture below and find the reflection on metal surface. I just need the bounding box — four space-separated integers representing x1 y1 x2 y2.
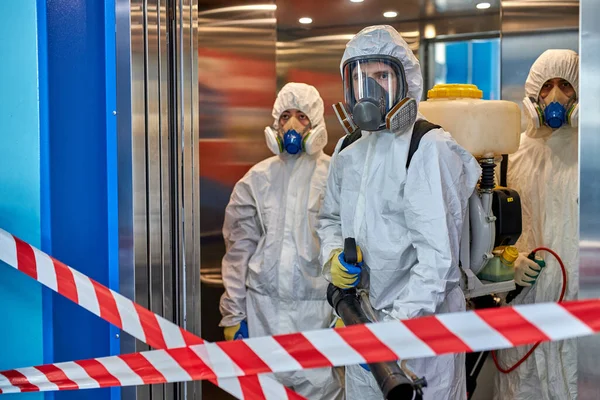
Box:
198 4 276 15
200 267 224 287
198 1 276 235
579 0 600 397
501 0 579 33
198 4 276 397
117 0 199 399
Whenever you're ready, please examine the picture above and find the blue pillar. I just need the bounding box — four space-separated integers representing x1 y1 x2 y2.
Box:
0 2 45 399
45 0 119 399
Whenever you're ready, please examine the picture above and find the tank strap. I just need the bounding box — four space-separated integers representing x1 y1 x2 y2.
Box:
406 119 441 168
337 119 441 170
338 128 362 153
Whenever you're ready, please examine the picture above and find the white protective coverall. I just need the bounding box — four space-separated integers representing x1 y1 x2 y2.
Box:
494 50 579 400
317 25 481 400
219 83 343 399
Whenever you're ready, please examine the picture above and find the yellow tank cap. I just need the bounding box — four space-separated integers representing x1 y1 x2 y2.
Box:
427 84 483 99
502 246 519 263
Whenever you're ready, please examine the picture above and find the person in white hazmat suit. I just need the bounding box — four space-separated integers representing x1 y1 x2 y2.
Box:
219 82 343 400
494 50 579 400
317 25 481 400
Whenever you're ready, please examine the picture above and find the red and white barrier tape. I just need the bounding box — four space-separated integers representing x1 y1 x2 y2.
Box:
1 297 599 394
1 228 600 396
0 228 302 400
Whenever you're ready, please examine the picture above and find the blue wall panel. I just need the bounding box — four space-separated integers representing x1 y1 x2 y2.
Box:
46 0 116 399
445 42 469 84
0 2 44 399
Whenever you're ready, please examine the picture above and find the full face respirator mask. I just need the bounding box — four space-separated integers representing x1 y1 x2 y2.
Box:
523 84 578 129
333 56 418 135
264 115 327 156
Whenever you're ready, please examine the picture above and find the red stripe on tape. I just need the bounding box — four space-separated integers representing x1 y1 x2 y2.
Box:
337 324 397 364
476 306 550 346
217 341 272 376
561 299 600 331
168 347 217 381
238 374 266 400
285 386 307 400
133 303 167 350
75 359 120 388
119 353 166 385
404 316 473 355
14 238 37 280
180 328 204 346
92 281 123 329
2 369 39 392
52 259 78 303
275 333 332 370
35 364 79 390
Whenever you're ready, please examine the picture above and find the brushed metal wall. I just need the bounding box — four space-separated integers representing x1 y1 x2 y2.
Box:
197 2 276 399
116 1 200 399
578 0 600 397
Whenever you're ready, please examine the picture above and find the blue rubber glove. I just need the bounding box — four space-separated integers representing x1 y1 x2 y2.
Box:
330 249 364 289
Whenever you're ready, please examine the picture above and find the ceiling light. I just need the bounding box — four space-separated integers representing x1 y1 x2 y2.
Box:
299 17 313 24
350 0 364 2
424 24 436 39
476 2 491 9
383 11 398 18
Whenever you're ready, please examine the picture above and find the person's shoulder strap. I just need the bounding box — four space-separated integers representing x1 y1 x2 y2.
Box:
406 119 441 169
338 129 363 154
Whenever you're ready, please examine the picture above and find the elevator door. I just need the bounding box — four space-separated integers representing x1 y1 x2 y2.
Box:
116 0 201 399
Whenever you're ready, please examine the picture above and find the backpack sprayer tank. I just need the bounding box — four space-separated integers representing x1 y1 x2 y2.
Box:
419 84 522 298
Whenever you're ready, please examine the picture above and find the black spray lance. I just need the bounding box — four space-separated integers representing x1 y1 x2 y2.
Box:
327 238 427 400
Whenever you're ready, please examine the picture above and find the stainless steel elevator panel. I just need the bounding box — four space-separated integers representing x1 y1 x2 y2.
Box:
116 0 200 399
579 1 600 397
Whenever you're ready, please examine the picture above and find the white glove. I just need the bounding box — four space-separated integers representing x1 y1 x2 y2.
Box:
514 253 543 287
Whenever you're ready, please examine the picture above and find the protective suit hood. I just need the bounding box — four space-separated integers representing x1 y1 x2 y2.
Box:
341 25 423 103
272 82 326 129
524 49 579 138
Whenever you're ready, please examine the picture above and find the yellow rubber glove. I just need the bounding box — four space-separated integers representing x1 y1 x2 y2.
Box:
329 246 363 289
223 320 248 341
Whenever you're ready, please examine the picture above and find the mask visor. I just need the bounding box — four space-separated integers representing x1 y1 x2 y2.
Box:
342 56 407 113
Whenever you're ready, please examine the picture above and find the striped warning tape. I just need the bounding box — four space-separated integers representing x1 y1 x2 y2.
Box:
1 298 599 394
0 228 303 400
1 228 599 396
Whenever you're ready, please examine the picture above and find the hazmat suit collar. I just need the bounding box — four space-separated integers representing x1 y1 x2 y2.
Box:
526 123 576 140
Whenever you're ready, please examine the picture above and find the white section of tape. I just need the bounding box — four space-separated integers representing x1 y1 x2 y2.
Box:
15 367 52 392
245 337 303 374
204 343 244 378
367 320 436 359
259 373 290 400
157 316 187 349
0 230 17 269
141 350 192 383
302 330 365 366
71 269 101 317
216 376 244 399
98 356 144 387
516 302 595 341
113 294 146 343
33 247 58 292
437 311 513 351
58 362 101 389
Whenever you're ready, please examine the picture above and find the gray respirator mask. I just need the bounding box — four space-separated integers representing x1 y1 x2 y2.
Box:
333 56 417 135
